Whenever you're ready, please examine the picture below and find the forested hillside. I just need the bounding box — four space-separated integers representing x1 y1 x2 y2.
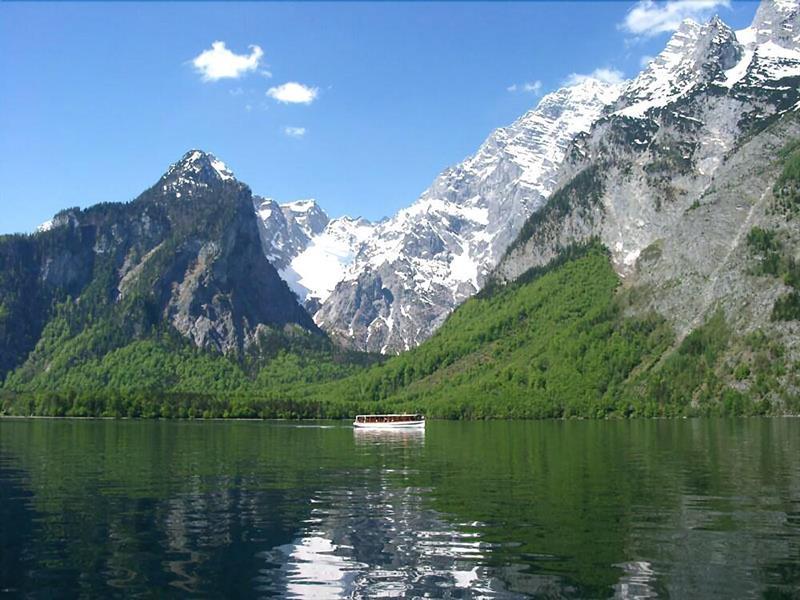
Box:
4 243 797 418
2 0 799 420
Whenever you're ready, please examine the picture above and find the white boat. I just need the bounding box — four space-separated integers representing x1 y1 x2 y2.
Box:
352 413 425 429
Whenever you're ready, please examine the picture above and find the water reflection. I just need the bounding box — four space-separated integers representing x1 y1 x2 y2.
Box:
1 419 799 598
255 425 506 597
259 483 515 598
352 426 426 447
613 561 659 600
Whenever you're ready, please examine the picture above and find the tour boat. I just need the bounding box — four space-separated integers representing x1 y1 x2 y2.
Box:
353 413 425 429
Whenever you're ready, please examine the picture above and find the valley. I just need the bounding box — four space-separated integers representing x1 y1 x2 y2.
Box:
1 0 799 419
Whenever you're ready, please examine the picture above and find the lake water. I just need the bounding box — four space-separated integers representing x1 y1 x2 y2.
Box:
1 418 799 598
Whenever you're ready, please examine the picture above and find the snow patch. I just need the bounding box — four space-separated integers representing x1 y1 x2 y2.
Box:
36 219 54 233
210 157 233 180
282 217 375 302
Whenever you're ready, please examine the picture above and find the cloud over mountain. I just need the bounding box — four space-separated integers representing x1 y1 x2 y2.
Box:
192 41 264 81
620 0 730 37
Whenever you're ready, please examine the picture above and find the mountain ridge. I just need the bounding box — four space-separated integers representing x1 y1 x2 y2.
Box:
312 77 625 352
0 149 320 385
4 0 798 419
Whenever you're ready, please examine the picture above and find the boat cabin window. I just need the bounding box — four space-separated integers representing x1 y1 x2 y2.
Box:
355 414 423 423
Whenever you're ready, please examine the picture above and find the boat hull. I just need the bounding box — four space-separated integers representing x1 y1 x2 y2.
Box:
352 420 425 429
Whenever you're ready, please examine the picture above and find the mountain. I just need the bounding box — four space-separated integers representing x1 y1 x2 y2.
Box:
253 198 375 311
492 0 800 400
3 0 799 420
497 0 799 289
313 78 623 353
0 150 319 385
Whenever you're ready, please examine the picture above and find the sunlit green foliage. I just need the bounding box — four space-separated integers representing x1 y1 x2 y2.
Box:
745 226 800 321
617 310 738 417
1 241 793 419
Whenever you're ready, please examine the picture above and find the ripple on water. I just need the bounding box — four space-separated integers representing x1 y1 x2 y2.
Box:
253 482 523 598
2 418 800 598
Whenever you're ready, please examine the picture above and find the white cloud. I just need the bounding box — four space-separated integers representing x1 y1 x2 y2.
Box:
639 54 656 68
267 82 319 104
620 0 730 37
508 80 543 95
565 67 626 86
192 41 263 82
284 126 307 138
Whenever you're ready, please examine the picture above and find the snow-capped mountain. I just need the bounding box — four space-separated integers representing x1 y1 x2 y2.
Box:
285 216 375 308
251 0 797 356
496 0 800 344
733 0 800 110
610 1 800 122
253 197 375 309
313 78 623 353
612 17 743 119
254 197 328 271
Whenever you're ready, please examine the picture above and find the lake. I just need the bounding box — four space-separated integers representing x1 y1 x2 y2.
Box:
1 418 799 598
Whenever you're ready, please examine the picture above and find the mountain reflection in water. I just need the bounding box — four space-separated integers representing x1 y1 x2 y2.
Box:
1 418 799 598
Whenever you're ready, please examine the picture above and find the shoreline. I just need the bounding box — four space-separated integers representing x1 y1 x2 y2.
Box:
2 414 799 422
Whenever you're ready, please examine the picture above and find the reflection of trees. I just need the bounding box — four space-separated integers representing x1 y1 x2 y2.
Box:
257 427 572 597
1 419 799 598
621 419 800 599
0 466 39 595
404 420 800 598
0 421 338 595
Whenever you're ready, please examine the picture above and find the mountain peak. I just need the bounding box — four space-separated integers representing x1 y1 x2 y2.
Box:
171 149 234 181
281 199 322 214
613 14 742 118
280 199 329 238
155 149 238 198
561 75 626 104
677 17 702 34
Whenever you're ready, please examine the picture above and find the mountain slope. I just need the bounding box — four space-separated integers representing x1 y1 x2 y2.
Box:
0 150 319 385
254 198 375 311
314 245 673 417
493 0 800 401
314 78 624 353
497 2 799 311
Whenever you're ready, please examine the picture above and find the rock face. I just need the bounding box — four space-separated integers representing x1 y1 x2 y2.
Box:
132 151 320 353
495 0 800 345
251 1 798 357
253 198 375 310
311 78 623 353
0 150 318 379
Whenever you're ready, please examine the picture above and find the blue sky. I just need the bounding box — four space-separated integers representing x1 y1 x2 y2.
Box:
0 1 759 234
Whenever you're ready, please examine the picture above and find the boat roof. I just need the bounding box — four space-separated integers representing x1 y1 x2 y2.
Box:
354 413 423 417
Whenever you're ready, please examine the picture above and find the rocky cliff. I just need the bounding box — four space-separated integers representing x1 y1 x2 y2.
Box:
313 78 623 353
0 150 318 382
494 0 800 394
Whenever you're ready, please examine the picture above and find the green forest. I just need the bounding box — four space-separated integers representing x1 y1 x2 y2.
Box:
3 242 797 419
